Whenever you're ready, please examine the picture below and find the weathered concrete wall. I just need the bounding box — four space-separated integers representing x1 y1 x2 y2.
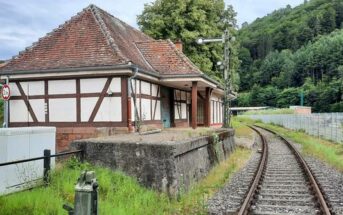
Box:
71 129 235 196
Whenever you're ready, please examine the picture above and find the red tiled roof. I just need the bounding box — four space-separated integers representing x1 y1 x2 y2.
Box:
0 5 202 76
135 40 201 75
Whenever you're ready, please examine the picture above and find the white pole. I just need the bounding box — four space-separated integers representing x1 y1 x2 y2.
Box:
3 76 9 128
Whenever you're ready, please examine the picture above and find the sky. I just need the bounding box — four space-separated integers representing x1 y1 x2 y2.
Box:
0 0 303 60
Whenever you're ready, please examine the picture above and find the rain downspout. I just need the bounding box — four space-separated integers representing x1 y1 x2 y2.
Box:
128 67 140 131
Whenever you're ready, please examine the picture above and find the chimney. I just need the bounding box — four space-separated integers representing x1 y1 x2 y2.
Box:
174 40 183 52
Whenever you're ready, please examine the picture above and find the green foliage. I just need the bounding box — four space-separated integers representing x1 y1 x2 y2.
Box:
239 0 340 59
237 22 343 111
236 0 343 112
242 108 295 115
137 0 240 88
276 88 301 108
0 160 171 215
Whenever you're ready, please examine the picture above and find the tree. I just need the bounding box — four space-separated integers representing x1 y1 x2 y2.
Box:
137 0 239 82
308 15 322 36
321 7 336 34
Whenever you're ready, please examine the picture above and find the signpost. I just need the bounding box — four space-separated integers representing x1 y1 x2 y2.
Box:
1 80 10 128
1 84 10 101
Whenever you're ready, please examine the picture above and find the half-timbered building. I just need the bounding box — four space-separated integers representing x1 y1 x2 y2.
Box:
0 5 224 151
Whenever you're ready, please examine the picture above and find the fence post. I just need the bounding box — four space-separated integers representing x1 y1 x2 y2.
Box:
43 149 51 186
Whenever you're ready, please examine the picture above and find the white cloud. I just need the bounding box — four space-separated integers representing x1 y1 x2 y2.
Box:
0 0 303 60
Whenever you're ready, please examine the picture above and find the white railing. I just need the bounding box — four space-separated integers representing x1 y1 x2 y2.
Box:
245 113 343 144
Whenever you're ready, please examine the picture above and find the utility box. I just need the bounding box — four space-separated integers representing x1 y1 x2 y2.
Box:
0 127 56 195
74 171 98 215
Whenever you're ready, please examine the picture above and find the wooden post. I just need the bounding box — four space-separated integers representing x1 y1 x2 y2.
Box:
43 149 51 186
192 81 198 129
204 87 211 127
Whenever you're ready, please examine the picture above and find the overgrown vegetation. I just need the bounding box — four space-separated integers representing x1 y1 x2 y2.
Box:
236 0 343 112
0 148 251 215
242 108 295 115
236 117 343 171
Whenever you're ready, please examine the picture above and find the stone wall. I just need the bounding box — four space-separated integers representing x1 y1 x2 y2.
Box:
71 129 235 196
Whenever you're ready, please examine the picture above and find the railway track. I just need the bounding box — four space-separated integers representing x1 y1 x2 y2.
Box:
237 125 332 215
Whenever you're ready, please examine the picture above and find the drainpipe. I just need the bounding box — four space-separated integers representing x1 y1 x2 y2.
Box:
128 67 140 132
2 76 9 128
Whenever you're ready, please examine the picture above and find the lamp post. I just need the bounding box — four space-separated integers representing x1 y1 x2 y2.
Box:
196 29 235 128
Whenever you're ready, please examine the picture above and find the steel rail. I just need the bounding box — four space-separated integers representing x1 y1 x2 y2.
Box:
254 125 331 215
237 125 268 215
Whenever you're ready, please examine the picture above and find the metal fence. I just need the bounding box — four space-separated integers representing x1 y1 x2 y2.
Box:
245 113 343 144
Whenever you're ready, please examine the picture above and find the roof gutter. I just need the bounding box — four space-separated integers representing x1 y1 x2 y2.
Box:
0 64 133 76
0 63 223 89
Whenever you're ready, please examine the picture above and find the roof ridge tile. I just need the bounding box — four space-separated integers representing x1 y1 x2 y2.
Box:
89 5 129 63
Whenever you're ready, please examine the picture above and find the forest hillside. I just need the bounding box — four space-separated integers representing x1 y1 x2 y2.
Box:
237 0 343 112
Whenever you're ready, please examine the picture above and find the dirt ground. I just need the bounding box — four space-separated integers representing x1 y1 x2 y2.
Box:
93 127 219 143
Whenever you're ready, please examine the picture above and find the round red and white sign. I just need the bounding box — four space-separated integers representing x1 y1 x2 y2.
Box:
1 84 10 101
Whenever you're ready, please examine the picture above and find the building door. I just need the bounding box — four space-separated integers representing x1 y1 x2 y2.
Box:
161 87 171 128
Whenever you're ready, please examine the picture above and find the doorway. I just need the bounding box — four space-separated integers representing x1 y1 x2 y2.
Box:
160 87 172 128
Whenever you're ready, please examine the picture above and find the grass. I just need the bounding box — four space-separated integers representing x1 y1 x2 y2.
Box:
169 147 251 214
242 108 295 115
232 119 254 138
236 116 343 172
0 148 251 215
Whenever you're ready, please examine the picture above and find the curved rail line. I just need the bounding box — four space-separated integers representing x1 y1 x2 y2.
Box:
237 125 331 215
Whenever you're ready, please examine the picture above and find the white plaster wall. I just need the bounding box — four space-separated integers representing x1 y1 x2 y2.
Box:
152 100 161 120
219 104 223 123
136 80 140 94
131 98 135 121
141 81 150 95
151 84 159 97
20 81 44 96
136 99 141 119
80 78 107 93
49 98 76 122
94 97 121 122
8 83 20 96
210 102 214 124
9 100 31 122
141 98 151 121
174 105 180 120
181 103 187 119
108 78 121 93
48 80 76 95
29 99 45 122
80 98 98 122
130 79 136 93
